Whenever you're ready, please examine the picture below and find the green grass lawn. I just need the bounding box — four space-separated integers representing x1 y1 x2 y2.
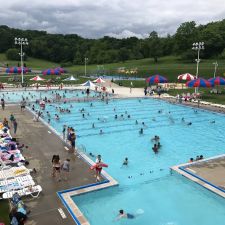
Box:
66 56 225 80
0 53 59 70
0 200 9 224
1 54 225 81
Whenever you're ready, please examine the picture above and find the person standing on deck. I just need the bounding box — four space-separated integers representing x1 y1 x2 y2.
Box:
10 113 15 125
13 119 18 134
62 125 67 140
1 98 5 110
70 130 76 154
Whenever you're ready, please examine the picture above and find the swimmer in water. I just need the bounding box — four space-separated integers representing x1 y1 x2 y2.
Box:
210 120 215 124
142 122 147 127
92 123 95 128
151 135 160 142
139 128 144 135
99 129 103 135
135 120 138 125
89 152 95 157
47 111 51 117
152 144 158 153
187 122 192 125
116 210 135 220
123 157 128 166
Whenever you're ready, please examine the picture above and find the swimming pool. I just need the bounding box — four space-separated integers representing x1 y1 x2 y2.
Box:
0 89 96 103
40 98 225 225
83 75 145 81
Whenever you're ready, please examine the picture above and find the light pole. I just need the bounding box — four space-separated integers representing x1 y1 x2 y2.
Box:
213 61 218 78
15 37 29 85
192 42 204 93
84 57 88 77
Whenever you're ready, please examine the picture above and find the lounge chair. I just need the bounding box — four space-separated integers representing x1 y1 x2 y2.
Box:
0 175 35 193
2 185 42 199
0 166 30 180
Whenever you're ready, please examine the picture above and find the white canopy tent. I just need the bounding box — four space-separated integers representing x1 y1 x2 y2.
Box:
63 76 78 81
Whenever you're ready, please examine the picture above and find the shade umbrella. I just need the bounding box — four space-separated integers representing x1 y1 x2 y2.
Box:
30 76 45 81
81 80 96 87
146 75 168 85
42 69 61 75
208 76 225 85
55 67 67 73
178 73 196 81
93 77 106 83
63 76 77 81
186 78 213 88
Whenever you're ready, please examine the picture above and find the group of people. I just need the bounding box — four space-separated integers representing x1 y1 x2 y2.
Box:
63 126 77 153
189 155 204 162
151 135 161 154
2 114 18 134
9 192 30 225
51 155 70 182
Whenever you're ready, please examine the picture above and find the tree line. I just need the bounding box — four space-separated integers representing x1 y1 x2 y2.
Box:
1 19 225 65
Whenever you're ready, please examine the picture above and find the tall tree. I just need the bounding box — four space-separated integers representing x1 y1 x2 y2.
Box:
148 31 162 63
174 21 199 54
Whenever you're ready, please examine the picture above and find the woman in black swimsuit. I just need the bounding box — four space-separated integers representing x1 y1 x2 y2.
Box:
52 155 61 181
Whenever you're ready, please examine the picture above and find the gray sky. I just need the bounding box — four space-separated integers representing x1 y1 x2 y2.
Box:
0 0 224 38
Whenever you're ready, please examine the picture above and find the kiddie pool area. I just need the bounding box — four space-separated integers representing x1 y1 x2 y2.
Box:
34 97 225 225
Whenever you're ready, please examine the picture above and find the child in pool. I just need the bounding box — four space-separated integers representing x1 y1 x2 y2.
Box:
116 210 135 220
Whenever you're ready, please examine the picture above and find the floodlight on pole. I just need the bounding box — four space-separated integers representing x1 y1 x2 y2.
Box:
14 37 29 85
192 42 204 93
213 61 218 78
84 57 88 77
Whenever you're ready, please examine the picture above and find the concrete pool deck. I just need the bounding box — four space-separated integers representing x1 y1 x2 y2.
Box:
0 105 118 225
171 154 225 199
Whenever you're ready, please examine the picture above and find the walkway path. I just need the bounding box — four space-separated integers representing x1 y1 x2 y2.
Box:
1 105 97 225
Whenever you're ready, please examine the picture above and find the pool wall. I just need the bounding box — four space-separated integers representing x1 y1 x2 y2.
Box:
171 154 225 199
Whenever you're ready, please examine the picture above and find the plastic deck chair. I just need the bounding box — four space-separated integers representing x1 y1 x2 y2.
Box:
2 185 42 199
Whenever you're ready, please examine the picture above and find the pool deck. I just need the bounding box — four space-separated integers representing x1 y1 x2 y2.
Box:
0 105 118 225
171 154 225 199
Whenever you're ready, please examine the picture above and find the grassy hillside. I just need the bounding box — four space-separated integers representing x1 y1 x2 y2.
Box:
66 56 225 80
1 54 225 82
0 53 59 69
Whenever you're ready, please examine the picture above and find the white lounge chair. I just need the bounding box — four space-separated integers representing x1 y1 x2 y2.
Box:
0 175 35 193
0 166 30 180
2 185 42 199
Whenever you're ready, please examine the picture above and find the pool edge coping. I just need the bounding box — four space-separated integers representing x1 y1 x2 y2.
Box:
57 151 119 225
171 154 225 199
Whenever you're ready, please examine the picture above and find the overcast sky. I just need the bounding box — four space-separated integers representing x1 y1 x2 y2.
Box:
0 0 224 38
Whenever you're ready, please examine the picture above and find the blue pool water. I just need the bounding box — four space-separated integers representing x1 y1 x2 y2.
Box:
84 75 145 81
39 98 225 225
0 89 96 103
